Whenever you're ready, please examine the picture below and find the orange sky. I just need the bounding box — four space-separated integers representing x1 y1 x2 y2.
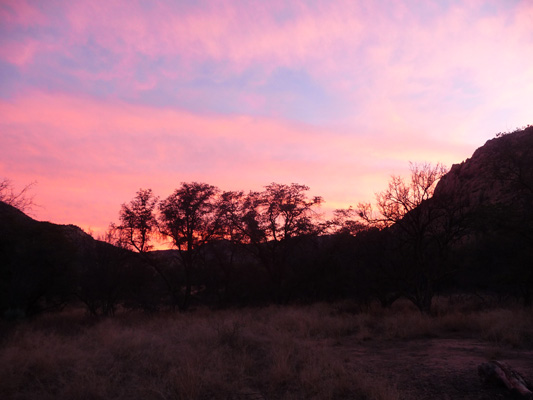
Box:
1 0 532 238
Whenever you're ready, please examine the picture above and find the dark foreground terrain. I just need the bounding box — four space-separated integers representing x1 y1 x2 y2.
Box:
339 337 533 400
1 299 532 400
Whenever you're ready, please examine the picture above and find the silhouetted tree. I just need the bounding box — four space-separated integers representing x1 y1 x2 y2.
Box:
117 188 159 253
76 241 127 316
110 188 179 311
159 182 220 310
358 162 456 313
200 190 251 304
359 162 447 227
327 206 367 236
219 183 323 303
0 178 36 213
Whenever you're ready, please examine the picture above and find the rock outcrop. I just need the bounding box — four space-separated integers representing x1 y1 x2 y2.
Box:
434 125 533 210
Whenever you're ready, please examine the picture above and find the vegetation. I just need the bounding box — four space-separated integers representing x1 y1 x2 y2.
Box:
1 126 533 318
357 163 471 313
1 300 532 400
2 126 533 399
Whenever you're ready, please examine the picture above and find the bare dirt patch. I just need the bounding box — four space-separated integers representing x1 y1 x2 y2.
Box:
334 337 533 399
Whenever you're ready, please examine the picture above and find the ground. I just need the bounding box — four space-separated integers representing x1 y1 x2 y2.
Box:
335 337 533 399
1 302 532 399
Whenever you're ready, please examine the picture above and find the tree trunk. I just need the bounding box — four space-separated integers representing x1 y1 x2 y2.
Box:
478 361 532 399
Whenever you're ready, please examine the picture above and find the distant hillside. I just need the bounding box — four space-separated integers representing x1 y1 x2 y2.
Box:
0 200 97 248
0 201 153 317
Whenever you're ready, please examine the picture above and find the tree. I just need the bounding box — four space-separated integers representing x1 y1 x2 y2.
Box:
359 162 447 228
219 183 323 303
76 241 127 317
328 206 367 236
358 162 456 313
0 178 36 213
159 182 220 310
199 190 252 304
258 183 322 241
110 188 183 312
117 188 159 253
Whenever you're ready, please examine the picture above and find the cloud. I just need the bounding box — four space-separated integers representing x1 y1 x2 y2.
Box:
1 0 532 238
0 39 39 67
3 0 532 125
0 0 47 28
0 90 478 235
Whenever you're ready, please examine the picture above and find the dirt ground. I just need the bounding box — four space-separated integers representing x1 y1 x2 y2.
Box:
334 337 533 400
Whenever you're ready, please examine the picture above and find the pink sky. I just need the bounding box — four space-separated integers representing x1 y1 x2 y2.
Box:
1 0 532 238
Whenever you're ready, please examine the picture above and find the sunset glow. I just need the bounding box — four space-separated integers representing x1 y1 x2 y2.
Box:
1 0 532 237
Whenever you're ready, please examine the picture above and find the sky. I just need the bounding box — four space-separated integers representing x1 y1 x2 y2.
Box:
1 0 532 239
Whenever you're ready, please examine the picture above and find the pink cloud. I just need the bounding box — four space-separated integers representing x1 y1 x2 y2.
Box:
5 1 533 83
0 39 38 66
0 90 479 238
2 0 533 240
0 0 47 28
6 0 532 118
0 1 49 66
48 0 369 84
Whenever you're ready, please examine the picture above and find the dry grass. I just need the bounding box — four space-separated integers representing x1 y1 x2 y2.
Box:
1 299 532 400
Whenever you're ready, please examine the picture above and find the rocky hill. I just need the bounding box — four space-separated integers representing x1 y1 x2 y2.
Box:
434 125 533 210
432 126 533 305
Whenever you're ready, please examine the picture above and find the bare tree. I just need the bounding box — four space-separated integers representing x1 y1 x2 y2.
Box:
359 162 447 228
98 223 129 249
0 178 37 213
358 163 453 313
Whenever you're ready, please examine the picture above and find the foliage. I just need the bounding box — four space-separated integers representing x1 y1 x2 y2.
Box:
2 302 532 399
218 183 324 303
117 188 159 253
328 206 367 235
495 124 532 138
159 182 220 310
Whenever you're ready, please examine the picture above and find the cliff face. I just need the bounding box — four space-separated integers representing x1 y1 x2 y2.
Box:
434 126 533 210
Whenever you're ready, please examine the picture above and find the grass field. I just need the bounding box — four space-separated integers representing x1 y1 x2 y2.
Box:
1 298 532 400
